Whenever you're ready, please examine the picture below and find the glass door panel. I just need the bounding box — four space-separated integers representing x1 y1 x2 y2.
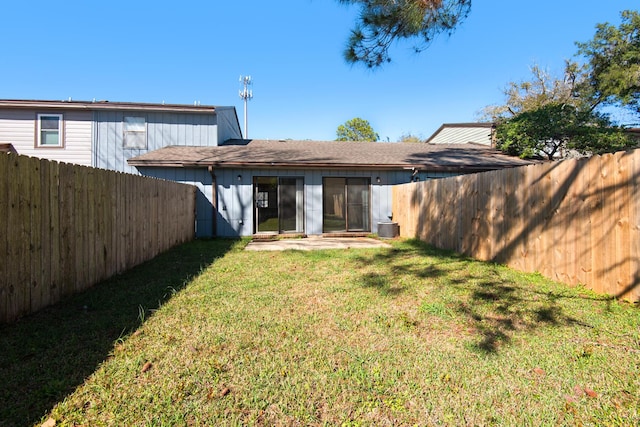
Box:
323 177 371 233
279 177 304 233
255 177 304 234
347 178 370 231
323 178 346 232
255 177 278 232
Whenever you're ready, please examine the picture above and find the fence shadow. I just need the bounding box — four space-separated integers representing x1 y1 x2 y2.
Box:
352 243 453 297
0 239 237 427
353 239 614 354
396 149 640 302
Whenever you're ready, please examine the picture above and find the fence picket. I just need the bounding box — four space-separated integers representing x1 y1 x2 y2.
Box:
0 156 9 322
393 149 640 301
630 151 640 298
49 161 61 305
1 155 196 323
599 153 617 295
613 151 631 297
574 158 592 287
5 156 18 321
28 156 43 312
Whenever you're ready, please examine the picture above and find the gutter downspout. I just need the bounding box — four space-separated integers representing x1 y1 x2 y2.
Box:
208 165 217 237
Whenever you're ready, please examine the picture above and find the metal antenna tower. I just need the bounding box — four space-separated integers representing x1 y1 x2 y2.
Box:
239 75 253 138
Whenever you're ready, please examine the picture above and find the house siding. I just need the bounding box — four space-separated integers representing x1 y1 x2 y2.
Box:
137 166 461 238
428 126 493 145
218 169 460 237
0 109 93 165
94 111 220 174
216 107 243 142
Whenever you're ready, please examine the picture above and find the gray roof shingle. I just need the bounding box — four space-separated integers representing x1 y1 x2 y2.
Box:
128 139 531 171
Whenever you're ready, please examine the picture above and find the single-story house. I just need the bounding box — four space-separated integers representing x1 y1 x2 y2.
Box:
0 99 530 238
128 139 531 238
425 122 495 146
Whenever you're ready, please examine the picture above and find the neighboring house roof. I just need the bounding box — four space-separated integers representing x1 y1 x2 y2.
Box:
425 122 494 145
128 139 530 172
0 99 228 114
0 143 16 153
626 128 640 140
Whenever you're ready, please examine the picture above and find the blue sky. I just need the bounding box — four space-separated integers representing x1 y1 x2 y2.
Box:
1 1 637 141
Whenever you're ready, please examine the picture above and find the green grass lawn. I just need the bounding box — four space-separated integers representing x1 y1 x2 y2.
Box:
1 239 638 426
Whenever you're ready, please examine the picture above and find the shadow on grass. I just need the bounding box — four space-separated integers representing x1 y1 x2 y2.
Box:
0 238 237 427
355 238 614 355
352 240 455 296
359 272 404 296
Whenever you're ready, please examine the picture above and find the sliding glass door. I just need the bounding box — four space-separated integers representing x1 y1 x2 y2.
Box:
323 177 370 233
255 177 304 234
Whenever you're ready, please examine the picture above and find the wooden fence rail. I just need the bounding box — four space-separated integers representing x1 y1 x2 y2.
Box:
1 154 196 323
392 149 640 302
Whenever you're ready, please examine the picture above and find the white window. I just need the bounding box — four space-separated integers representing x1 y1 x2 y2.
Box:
37 114 63 147
123 116 147 149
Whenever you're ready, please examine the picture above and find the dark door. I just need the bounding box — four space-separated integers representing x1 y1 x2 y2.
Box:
254 177 304 234
322 177 370 233
255 177 279 233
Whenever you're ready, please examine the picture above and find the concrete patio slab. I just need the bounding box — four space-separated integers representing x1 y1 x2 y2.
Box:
244 236 392 251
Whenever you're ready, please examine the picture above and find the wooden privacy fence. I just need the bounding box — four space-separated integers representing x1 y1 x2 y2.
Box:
392 149 640 302
0 154 197 323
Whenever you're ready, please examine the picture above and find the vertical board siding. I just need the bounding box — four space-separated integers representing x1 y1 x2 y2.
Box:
0 154 196 323
216 108 242 142
93 111 219 174
211 168 400 237
392 149 640 302
139 167 452 238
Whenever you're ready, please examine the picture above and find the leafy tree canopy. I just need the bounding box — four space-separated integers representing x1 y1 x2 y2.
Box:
576 10 640 116
336 117 380 141
487 65 636 160
339 0 471 68
481 63 585 121
495 103 633 160
398 132 425 143
484 10 640 160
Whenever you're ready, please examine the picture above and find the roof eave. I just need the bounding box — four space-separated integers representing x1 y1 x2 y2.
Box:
0 99 218 114
127 160 188 168
128 159 521 172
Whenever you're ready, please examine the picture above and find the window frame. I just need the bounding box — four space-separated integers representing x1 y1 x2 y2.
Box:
36 113 64 148
123 116 147 149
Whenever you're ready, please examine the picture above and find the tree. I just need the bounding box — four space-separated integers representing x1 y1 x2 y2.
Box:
481 63 584 121
575 10 640 119
339 0 471 68
398 132 424 143
495 103 632 160
336 117 379 141
483 29 638 161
